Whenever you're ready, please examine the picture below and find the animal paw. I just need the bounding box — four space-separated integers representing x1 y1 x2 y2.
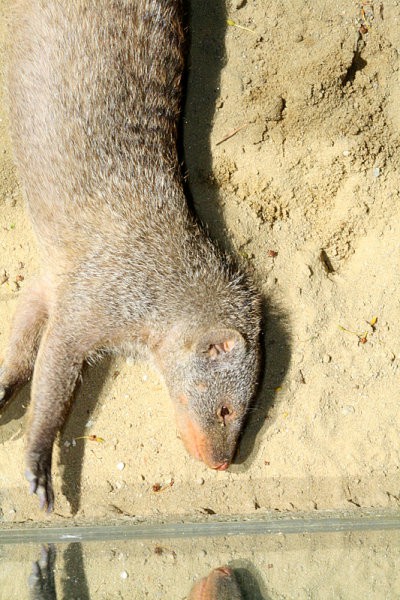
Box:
28 544 57 596
26 451 54 512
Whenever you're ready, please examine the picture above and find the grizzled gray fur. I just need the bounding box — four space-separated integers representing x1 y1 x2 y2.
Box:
1 0 262 511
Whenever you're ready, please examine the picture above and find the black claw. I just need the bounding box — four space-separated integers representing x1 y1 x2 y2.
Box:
26 452 54 512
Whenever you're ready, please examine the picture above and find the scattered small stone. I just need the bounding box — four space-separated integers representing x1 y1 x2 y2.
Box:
322 354 331 364
373 166 380 178
120 571 129 580
343 150 350 157
117 462 125 471
198 549 207 558
341 405 355 415
197 477 205 485
235 0 247 9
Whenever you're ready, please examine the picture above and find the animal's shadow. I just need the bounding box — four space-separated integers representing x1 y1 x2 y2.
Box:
234 302 290 468
59 360 113 514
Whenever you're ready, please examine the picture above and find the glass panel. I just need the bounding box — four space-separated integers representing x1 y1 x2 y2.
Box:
1 519 400 599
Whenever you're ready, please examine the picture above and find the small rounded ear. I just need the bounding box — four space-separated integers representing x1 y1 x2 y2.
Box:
196 328 245 360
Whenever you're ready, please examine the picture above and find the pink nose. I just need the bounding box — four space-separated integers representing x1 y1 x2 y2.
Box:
214 462 229 471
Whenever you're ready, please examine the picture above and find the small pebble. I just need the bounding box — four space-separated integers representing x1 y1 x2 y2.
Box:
341 405 355 415
373 166 380 178
198 549 207 558
120 571 129 580
235 0 247 8
322 354 331 364
343 150 350 157
117 462 125 471
197 477 205 485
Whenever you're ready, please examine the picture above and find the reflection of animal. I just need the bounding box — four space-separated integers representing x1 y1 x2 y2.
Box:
189 566 243 600
29 545 57 600
2 0 261 511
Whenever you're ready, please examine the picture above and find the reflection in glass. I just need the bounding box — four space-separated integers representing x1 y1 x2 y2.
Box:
29 545 57 600
188 566 243 599
0 525 399 599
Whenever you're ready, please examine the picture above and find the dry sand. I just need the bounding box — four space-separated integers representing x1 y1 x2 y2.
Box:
0 0 399 531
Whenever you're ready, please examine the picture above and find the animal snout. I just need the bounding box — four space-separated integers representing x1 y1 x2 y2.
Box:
213 461 229 471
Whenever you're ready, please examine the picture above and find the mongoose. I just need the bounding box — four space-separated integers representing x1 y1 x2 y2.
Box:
1 0 262 511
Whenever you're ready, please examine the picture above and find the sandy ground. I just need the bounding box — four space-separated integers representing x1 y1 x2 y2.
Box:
0 0 399 537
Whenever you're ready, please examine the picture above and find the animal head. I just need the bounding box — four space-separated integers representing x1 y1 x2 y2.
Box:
155 325 261 469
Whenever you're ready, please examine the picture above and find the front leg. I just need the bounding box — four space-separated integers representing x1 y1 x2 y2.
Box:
26 320 84 511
